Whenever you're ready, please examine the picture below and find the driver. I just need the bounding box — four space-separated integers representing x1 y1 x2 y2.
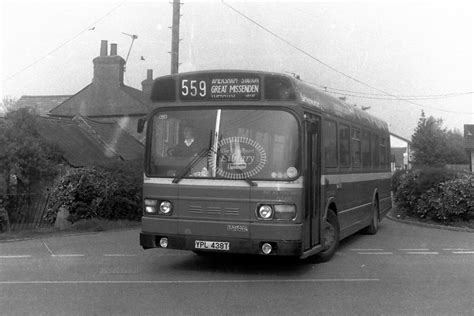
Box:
168 126 201 157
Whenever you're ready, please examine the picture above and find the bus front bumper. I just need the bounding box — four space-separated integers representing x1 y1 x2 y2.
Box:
140 232 303 256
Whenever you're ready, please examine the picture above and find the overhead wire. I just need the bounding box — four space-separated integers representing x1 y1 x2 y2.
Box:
221 1 473 115
3 0 127 83
313 86 473 100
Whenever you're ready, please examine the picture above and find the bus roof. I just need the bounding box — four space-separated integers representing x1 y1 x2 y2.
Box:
150 70 389 133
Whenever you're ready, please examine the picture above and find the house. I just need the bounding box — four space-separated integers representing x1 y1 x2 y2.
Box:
48 40 154 141
465 124 474 172
14 95 71 117
36 116 143 166
10 40 154 167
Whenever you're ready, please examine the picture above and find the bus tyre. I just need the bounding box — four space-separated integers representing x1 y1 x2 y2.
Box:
311 209 340 263
363 200 379 235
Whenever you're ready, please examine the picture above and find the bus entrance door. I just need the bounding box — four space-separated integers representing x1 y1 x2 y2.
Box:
304 115 321 249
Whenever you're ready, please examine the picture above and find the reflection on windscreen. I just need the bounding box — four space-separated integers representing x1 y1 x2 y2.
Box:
149 109 299 180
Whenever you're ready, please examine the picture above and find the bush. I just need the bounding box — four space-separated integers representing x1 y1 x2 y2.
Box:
416 175 473 222
394 168 457 211
391 169 406 196
45 163 142 224
394 168 472 223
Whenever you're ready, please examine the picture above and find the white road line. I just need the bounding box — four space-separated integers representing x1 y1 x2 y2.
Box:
357 252 393 255
350 249 385 251
399 249 430 251
42 242 55 256
452 251 474 254
104 254 137 257
406 252 439 255
443 248 471 251
0 255 32 259
0 279 380 285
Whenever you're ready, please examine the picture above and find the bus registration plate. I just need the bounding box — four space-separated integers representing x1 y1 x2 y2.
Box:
195 240 230 251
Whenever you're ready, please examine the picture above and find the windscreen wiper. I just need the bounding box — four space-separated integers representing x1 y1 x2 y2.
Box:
234 168 257 187
172 148 210 184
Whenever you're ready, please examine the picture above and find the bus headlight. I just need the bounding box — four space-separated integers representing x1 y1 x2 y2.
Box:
159 201 173 215
274 204 296 220
257 205 273 219
144 199 158 214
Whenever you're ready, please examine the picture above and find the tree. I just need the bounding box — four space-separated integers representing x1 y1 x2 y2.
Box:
411 111 469 167
0 105 63 230
0 107 63 192
445 129 470 164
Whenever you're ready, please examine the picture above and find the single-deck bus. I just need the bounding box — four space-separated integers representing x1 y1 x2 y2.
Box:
139 70 392 262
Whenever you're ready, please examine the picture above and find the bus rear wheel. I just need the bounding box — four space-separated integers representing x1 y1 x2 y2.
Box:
363 200 379 235
310 209 340 263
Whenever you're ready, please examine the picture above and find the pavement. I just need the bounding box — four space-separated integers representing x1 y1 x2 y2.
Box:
386 207 474 233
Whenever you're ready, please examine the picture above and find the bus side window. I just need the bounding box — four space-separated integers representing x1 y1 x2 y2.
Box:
323 120 337 168
371 134 379 169
339 124 350 167
379 137 387 168
362 130 371 168
351 128 361 168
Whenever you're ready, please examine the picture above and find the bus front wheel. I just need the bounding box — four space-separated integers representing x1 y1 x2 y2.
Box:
310 209 340 263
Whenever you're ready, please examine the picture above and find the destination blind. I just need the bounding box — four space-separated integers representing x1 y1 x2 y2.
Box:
179 74 261 101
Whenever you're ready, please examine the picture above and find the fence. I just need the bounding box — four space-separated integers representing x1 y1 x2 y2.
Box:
2 192 52 232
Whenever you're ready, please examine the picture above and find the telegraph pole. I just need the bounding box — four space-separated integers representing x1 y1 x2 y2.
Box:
170 0 181 74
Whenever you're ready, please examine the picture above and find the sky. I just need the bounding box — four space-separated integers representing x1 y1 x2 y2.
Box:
1 0 473 142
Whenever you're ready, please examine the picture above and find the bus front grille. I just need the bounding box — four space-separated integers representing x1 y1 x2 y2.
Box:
187 205 240 217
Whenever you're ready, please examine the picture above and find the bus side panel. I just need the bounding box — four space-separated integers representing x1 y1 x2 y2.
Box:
378 178 392 217
324 174 391 234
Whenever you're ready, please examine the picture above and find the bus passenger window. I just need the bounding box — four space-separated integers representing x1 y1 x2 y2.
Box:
323 120 337 167
371 134 379 168
379 137 387 167
339 124 350 167
362 130 371 168
351 128 361 167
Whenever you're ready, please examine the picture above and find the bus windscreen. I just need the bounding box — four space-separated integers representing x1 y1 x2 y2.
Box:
148 109 300 181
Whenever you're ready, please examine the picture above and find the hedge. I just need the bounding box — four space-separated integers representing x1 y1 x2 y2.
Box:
393 168 473 223
45 162 142 224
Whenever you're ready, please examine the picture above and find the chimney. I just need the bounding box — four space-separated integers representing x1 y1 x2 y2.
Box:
93 40 125 86
110 43 117 56
100 40 108 56
141 69 154 96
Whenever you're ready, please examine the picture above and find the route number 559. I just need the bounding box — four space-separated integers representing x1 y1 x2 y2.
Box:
181 79 206 97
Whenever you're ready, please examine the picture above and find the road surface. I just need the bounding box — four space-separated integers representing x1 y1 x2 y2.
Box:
1 218 473 315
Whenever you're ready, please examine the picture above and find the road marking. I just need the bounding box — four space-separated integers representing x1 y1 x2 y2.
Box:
0 255 32 259
357 252 393 255
406 252 439 255
452 251 474 254
350 249 385 251
399 249 430 251
53 254 85 257
0 278 380 285
443 248 471 251
104 254 137 257
42 242 55 256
